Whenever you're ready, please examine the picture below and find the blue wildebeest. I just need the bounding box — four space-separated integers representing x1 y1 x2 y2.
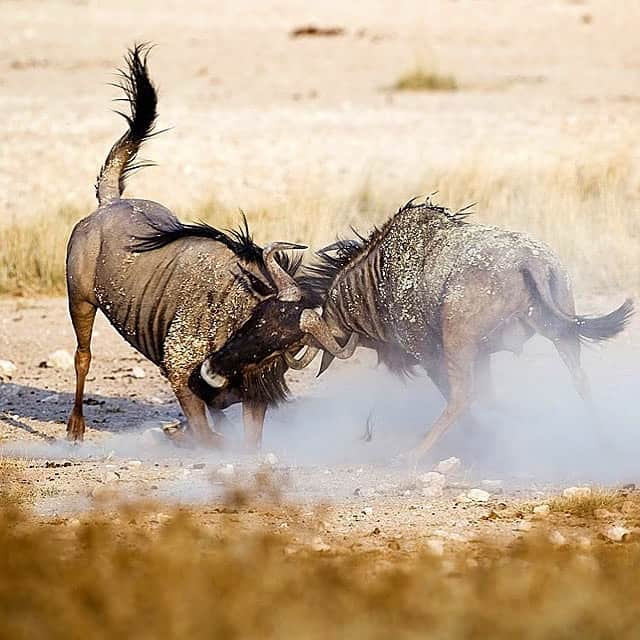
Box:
204 197 634 461
65 45 311 448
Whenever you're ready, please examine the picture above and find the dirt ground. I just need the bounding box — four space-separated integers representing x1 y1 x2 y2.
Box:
1 297 639 556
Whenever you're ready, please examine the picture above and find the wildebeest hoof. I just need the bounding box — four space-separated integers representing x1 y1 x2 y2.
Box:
66 414 86 442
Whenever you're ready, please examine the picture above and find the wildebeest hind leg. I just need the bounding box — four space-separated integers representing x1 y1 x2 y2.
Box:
553 332 607 445
66 300 97 442
169 387 224 448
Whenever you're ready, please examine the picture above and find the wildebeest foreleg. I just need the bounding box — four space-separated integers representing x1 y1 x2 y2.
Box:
170 387 224 447
242 401 267 450
412 347 476 463
66 301 97 442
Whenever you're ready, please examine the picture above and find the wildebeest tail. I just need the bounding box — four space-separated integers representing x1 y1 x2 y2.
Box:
523 265 634 343
95 43 159 205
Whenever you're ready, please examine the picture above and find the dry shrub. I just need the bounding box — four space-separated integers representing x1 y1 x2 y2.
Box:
393 66 458 91
0 148 638 298
2 493 640 639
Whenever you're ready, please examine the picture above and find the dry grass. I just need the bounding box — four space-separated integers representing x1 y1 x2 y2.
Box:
1 149 638 298
549 488 640 519
392 65 458 91
2 491 640 639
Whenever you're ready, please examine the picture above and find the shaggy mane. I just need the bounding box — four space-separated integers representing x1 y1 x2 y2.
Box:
301 196 475 304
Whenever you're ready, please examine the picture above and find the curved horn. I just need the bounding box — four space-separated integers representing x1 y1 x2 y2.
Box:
284 344 320 370
200 360 228 389
299 309 358 359
263 242 307 302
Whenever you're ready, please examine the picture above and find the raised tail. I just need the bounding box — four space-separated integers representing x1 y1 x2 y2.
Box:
95 44 159 206
522 265 634 343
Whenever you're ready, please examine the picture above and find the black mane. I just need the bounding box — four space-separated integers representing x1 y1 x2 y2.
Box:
301 196 474 304
132 212 302 278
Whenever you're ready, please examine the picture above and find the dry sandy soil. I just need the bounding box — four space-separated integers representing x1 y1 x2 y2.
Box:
1 296 639 554
1 1 640 550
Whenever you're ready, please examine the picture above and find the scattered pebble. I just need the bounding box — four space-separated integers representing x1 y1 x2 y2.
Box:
533 504 550 517
434 457 461 475
127 460 142 468
361 507 373 516
130 366 146 379
311 537 331 552
425 539 445 556
0 359 17 380
104 471 120 483
44 349 74 370
604 525 631 542
563 486 591 499
467 488 491 503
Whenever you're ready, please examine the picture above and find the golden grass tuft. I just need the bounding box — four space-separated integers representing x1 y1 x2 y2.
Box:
548 489 640 519
392 65 458 91
0 148 638 298
2 493 640 639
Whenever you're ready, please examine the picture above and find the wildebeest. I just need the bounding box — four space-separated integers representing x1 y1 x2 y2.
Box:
206 197 634 461
66 45 308 448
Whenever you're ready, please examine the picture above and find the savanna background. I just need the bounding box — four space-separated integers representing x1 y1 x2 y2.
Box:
1 1 640 637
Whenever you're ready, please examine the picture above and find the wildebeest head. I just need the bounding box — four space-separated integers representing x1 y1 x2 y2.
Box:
200 241 359 390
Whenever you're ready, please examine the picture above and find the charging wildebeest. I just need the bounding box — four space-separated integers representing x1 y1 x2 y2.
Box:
205 197 634 461
66 45 310 448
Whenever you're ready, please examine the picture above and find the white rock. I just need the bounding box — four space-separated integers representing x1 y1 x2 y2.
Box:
361 507 373 516
0 359 17 380
46 349 74 370
41 394 59 403
216 464 235 478
425 539 445 556
563 486 592 499
311 536 331 552
549 530 567 546
264 452 279 466
130 366 146 379
604 525 630 542
467 488 491 503
127 460 142 468
533 504 550 516
435 456 461 475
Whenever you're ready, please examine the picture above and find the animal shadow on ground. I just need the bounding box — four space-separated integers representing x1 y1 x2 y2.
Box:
0 382 181 440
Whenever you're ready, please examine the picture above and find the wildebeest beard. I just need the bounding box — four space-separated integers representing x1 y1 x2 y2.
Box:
192 297 308 406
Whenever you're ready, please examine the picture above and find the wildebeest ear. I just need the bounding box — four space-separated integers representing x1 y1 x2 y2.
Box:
233 264 273 298
317 351 335 377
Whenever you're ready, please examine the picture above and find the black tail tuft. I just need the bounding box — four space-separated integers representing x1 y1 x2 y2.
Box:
95 43 160 204
576 298 634 343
